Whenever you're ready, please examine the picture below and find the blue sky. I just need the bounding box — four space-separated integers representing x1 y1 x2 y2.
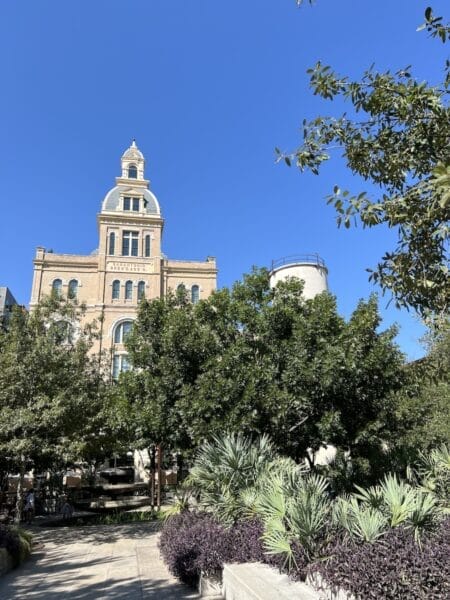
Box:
0 0 447 358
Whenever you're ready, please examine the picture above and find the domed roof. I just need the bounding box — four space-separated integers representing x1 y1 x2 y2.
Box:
102 185 160 215
122 139 144 161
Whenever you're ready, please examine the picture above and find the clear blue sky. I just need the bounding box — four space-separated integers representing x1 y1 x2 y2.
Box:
0 0 447 359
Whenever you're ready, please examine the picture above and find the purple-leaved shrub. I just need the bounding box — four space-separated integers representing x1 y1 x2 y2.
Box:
159 512 229 585
310 518 450 600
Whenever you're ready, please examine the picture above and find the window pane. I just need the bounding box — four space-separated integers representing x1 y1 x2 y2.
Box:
122 355 131 372
132 198 139 211
128 165 137 179
123 321 132 340
52 279 62 296
122 234 130 256
109 232 115 255
112 355 120 379
125 281 133 300
131 237 138 256
68 280 78 299
123 197 131 211
145 235 151 257
191 285 200 304
138 281 145 299
112 280 120 300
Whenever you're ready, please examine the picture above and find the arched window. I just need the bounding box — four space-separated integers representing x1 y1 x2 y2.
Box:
125 280 133 300
114 320 133 344
138 281 146 300
177 283 186 294
128 164 137 179
112 280 120 300
68 279 78 299
145 234 151 257
109 232 115 255
191 285 200 304
52 279 62 297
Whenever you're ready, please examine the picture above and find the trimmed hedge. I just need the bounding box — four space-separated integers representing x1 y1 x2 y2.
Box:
310 518 450 600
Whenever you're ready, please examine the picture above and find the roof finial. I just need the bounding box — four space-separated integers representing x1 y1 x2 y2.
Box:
131 138 137 147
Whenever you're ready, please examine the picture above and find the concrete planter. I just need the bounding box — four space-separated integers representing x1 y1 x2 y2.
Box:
199 569 223 598
222 562 322 599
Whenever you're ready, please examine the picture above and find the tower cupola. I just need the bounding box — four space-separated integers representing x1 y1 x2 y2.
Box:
121 139 145 180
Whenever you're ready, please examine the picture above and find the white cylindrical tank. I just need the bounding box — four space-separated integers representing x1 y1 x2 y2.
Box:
269 254 328 299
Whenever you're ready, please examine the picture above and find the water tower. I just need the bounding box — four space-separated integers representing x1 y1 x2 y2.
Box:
269 254 328 299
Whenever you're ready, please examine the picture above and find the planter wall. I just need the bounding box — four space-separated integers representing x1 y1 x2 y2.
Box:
222 562 322 600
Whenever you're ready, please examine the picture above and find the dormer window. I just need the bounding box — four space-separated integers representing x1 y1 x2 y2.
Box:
128 164 138 179
123 197 140 212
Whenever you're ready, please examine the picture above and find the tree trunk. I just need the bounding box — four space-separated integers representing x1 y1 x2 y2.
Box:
156 444 163 511
15 460 25 524
149 445 156 510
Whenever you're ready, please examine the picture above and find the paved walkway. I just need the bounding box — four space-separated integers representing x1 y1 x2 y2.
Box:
0 522 199 599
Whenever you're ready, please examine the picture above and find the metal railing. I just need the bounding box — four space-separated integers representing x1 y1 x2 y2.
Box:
270 254 326 271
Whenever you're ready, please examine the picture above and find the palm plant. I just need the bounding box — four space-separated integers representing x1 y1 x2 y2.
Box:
378 473 417 527
407 491 439 544
415 444 450 511
332 496 387 543
163 488 196 521
185 433 276 525
255 467 331 568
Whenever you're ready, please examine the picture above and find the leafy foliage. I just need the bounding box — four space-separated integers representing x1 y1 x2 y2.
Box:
120 269 406 485
311 519 450 600
0 525 32 567
0 296 114 518
159 512 228 585
280 9 450 316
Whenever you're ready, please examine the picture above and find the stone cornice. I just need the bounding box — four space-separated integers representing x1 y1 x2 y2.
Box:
115 177 150 187
97 213 164 228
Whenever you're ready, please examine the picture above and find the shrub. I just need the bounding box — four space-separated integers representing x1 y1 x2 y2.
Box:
226 518 266 564
310 518 450 599
159 512 229 585
0 525 32 567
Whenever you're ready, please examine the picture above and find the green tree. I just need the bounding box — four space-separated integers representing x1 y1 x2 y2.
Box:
392 322 450 462
120 269 405 486
0 297 108 518
279 7 449 317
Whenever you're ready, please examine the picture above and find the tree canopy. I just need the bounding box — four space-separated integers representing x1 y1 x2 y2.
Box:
279 6 449 317
117 270 406 485
0 297 109 479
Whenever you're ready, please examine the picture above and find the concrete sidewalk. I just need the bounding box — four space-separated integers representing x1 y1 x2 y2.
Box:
0 522 199 599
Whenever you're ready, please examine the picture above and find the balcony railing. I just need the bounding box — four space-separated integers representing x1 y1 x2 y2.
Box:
270 254 326 271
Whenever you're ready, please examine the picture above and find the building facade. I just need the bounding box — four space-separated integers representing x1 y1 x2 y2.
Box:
30 141 217 376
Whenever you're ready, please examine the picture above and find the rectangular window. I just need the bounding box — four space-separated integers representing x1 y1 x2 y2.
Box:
132 198 140 211
112 354 120 379
145 234 151 257
122 231 139 256
123 197 131 211
112 354 131 380
131 235 138 256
